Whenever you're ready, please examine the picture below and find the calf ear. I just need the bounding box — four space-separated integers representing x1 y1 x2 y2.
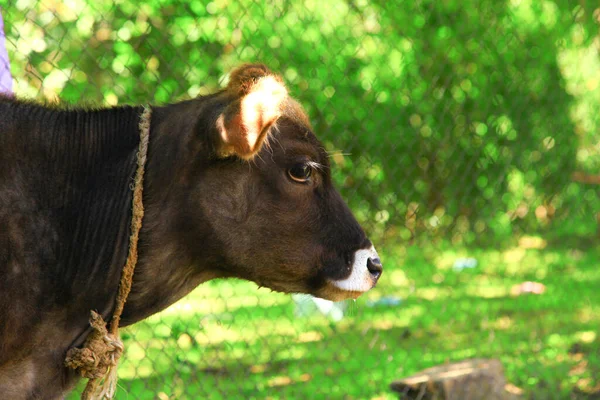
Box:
215 64 287 160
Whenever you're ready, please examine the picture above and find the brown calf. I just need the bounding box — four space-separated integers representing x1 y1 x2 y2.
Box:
0 64 382 399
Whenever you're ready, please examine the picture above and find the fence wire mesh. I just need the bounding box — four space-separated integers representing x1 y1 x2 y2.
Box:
2 0 600 399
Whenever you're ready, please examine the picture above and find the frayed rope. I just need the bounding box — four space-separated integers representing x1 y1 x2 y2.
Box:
65 105 151 400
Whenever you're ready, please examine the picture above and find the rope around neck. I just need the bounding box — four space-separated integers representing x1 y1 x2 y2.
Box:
65 105 152 400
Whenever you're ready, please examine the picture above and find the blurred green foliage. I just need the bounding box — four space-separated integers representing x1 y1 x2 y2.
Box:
3 0 600 244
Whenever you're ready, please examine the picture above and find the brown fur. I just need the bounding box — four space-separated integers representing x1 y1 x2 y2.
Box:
0 64 380 399
226 63 283 95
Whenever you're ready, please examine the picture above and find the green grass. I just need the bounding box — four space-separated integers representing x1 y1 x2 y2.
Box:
70 237 600 399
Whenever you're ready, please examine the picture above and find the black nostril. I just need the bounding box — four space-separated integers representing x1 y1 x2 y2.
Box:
367 257 383 279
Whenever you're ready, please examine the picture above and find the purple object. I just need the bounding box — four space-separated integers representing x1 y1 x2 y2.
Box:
0 8 13 94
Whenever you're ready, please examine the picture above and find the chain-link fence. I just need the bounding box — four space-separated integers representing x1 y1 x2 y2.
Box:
2 1 600 399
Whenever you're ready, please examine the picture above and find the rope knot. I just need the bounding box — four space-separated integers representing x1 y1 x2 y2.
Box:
65 311 124 380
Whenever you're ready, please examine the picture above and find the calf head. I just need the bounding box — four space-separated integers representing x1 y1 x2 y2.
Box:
181 64 382 301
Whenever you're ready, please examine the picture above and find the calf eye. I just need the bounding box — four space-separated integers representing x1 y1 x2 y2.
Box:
288 163 312 183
